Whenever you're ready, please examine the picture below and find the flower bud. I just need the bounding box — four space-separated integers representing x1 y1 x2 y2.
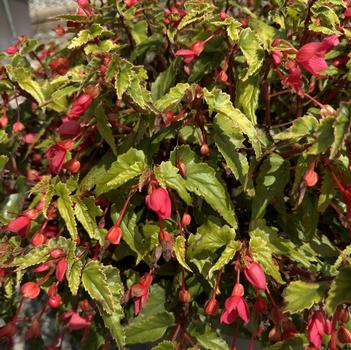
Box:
204 298 219 316
303 169 318 187
177 161 187 177
179 289 191 303
21 282 40 299
338 325 351 343
181 213 191 226
55 258 67 282
84 85 100 98
48 295 61 309
200 143 210 156
232 283 244 297
31 231 46 246
158 230 173 243
335 305 349 324
48 283 58 297
55 25 65 36
63 158 81 173
105 225 122 245
244 261 267 290
50 249 65 259
320 105 336 118
34 263 50 273
6 45 18 55
12 121 24 133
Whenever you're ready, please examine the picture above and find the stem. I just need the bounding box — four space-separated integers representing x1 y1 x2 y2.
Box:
303 92 324 109
262 61 272 127
116 190 133 227
299 0 318 46
211 269 223 298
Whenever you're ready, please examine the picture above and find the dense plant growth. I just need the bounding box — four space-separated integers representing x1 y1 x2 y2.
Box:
1 0 351 348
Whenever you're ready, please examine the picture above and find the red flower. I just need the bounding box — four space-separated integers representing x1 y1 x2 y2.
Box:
68 94 93 119
49 57 70 76
145 187 172 220
77 0 93 15
307 310 332 349
175 36 213 63
5 215 31 237
31 231 46 246
124 0 137 6
55 25 66 37
45 140 73 174
244 261 267 290
0 321 16 340
272 50 282 65
12 121 24 133
296 35 339 77
220 283 250 324
21 282 41 299
62 311 91 330
281 65 303 94
344 7 351 17
59 120 82 139
105 225 122 245
5 45 18 55
130 273 153 316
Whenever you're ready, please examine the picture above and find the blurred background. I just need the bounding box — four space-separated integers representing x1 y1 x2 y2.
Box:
0 0 74 50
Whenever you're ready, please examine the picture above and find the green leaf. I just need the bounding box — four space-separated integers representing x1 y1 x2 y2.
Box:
125 311 175 344
213 113 251 190
330 103 350 158
226 18 241 42
151 341 176 350
174 236 193 272
5 245 51 270
81 322 105 350
6 65 45 105
188 322 229 350
56 182 78 240
96 148 147 195
115 59 133 99
283 281 328 313
238 28 264 80
251 154 289 220
249 18 278 48
306 117 335 155
84 39 120 55
235 73 260 124
151 61 177 100
155 83 190 111
95 104 117 155
74 197 100 241
67 259 83 296
188 217 236 258
154 161 191 205
326 266 351 314
273 115 319 141
208 240 241 278
82 260 114 314
171 146 237 227
98 265 125 349
250 236 285 284
204 88 262 157
69 23 110 48
0 155 8 171
265 334 307 350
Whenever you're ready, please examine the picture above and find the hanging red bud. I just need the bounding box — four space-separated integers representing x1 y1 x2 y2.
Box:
244 261 267 290
63 158 81 173
48 295 61 309
200 143 210 156
204 298 219 316
31 231 46 246
181 213 191 226
21 282 41 299
179 289 191 303
337 325 351 343
177 161 187 177
158 230 173 243
55 258 68 282
55 24 66 36
335 305 349 323
12 121 24 133
303 160 318 187
105 225 122 245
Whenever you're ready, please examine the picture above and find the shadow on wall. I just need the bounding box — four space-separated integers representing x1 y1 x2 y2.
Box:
0 0 32 50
